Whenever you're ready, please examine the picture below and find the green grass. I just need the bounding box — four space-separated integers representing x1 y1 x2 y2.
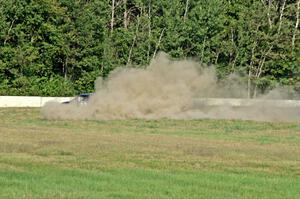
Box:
0 108 299 199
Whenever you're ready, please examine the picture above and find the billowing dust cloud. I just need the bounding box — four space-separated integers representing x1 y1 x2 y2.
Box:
42 52 300 122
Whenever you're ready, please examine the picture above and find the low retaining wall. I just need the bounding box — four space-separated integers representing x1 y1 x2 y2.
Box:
0 96 300 108
193 98 300 108
0 96 73 107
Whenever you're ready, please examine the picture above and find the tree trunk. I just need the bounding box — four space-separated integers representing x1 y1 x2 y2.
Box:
214 51 219 64
4 19 15 45
123 0 128 29
147 0 152 62
152 28 165 59
248 35 257 99
267 0 273 29
277 0 286 34
292 0 300 48
253 45 273 98
247 69 252 99
127 17 140 66
110 0 115 35
183 0 190 22
200 37 206 63
230 28 238 71
63 57 68 80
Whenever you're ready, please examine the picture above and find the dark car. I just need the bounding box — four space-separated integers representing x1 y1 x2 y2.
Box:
62 93 93 105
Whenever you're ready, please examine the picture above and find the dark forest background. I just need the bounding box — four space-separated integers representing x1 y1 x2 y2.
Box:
0 0 299 97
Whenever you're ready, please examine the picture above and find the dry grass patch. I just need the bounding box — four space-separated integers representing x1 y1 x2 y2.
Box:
0 108 299 199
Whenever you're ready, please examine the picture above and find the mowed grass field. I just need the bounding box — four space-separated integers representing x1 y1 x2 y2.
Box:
0 108 299 199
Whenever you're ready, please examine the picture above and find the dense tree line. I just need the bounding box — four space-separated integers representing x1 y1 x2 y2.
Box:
0 0 299 97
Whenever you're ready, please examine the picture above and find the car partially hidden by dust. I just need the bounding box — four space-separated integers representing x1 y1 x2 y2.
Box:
62 93 92 105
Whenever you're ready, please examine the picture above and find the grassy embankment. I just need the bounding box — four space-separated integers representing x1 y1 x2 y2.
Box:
0 108 299 198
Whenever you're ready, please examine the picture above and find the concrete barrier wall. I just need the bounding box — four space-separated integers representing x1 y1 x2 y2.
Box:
193 98 300 108
0 96 300 108
0 96 73 107
40 97 73 106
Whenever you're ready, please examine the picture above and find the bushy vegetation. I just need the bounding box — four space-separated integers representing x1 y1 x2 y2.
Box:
0 0 299 96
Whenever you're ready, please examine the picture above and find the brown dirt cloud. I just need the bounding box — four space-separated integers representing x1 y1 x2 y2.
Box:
42 52 300 122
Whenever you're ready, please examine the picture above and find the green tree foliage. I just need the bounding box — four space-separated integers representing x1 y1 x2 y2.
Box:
0 0 299 97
